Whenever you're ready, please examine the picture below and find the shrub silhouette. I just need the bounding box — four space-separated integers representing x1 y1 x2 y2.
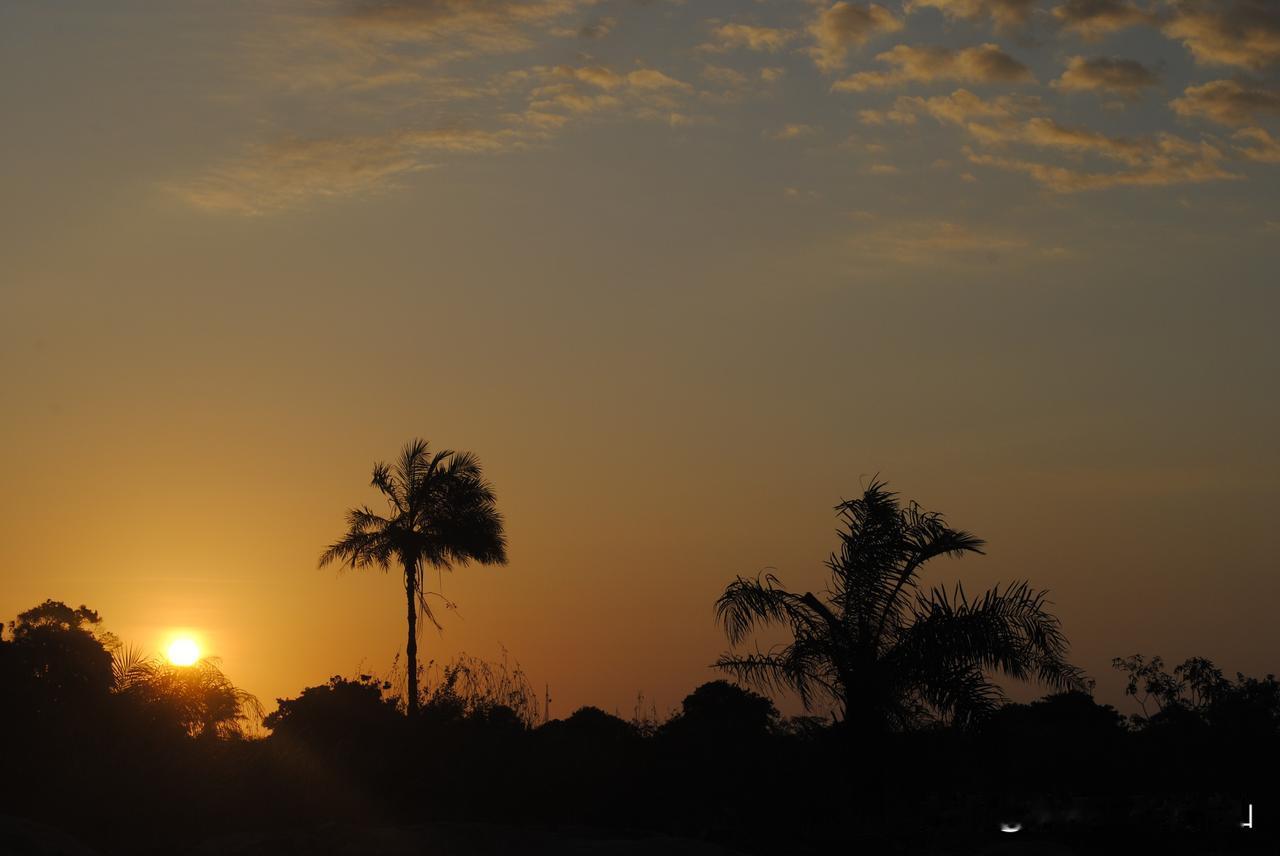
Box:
660 680 779 744
265 674 400 743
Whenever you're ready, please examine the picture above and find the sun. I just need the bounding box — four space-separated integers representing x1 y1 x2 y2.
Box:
167 637 200 666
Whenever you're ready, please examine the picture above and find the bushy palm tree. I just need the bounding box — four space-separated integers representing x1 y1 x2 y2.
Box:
715 480 1084 731
110 645 262 738
320 439 507 715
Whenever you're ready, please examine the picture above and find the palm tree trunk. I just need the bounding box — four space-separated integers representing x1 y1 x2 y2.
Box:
405 565 418 716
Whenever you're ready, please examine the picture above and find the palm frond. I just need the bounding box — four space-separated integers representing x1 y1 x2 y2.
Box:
111 644 158 692
713 648 834 712
892 580 1086 695
714 573 824 647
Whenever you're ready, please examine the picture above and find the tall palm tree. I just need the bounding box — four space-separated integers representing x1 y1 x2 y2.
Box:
320 439 507 715
715 480 1084 731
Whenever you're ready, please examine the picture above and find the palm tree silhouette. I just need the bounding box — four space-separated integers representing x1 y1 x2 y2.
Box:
320 439 507 715
715 479 1084 731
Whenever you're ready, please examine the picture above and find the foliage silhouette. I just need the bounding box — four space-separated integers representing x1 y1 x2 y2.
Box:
117 655 263 739
419 651 540 728
714 479 1085 730
3 594 1279 854
320 438 507 716
660 680 779 744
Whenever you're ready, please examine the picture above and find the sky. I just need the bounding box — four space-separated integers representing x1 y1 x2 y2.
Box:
2 0 1279 721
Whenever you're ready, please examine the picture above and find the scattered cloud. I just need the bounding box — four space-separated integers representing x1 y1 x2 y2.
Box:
1233 126 1280 162
908 0 1035 29
1053 56 1159 96
626 68 693 92
528 64 693 119
768 123 820 140
182 0 1280 214
701 22 796 53
965 132 1237 192
330 0 594 55
808 2 904 73
559 16 616 39
702 64 749 88
1170 79 1280 126
1163 0 1280 69
859 104 919 125
1052 0 1154 39
833 43 1033 92
898 88 1040 125
870 88 1241 193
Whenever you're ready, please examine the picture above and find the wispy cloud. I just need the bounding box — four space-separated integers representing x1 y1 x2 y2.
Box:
846 220 1045 266
171 127 529 215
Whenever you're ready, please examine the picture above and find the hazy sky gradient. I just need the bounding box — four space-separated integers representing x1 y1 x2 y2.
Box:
3 0 1279 719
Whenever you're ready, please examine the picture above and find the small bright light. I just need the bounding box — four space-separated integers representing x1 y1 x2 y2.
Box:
167 638 200 666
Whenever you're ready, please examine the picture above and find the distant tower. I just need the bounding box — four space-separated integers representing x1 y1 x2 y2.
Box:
544 683 552 724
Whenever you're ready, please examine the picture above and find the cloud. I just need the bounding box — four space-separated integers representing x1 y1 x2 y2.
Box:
1170 79 1280 126
859 105 919 125
528 64 693 121
172 128 525 214
249 0 598 97
1015 117 1150 163
700 22 796 53
1163 0 1280 69
334 0 591 51
571 17 616 39
702 64 749 87
847 220 1035 265
1053 56 1159 96
873 89 1242 193
550 64 625 89
908 0 1035 29
808 2 904 73
768 123 820 140
833 43 1033 91
1052 0 1153 39
1233 126 1280 162
626 68 693 91
964 132 1237 192
902 88 1040 123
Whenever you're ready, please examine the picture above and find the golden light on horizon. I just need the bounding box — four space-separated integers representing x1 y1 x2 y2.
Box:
167 637 200 667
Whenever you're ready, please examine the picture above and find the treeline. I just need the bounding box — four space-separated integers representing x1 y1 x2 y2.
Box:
2 599 1278 854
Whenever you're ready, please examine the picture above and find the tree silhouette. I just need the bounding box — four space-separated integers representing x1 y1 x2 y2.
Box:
115 653 263 739
319 438 507 715
714 479 1084 731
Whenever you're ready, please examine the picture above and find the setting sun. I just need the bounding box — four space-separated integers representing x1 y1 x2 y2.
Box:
167 638 200 667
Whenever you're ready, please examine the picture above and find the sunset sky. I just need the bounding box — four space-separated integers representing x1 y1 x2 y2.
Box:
3 0 1278 719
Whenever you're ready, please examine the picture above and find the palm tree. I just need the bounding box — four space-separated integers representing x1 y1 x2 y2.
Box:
111 646 263 738
714 479 1084 731
320 439 507 715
